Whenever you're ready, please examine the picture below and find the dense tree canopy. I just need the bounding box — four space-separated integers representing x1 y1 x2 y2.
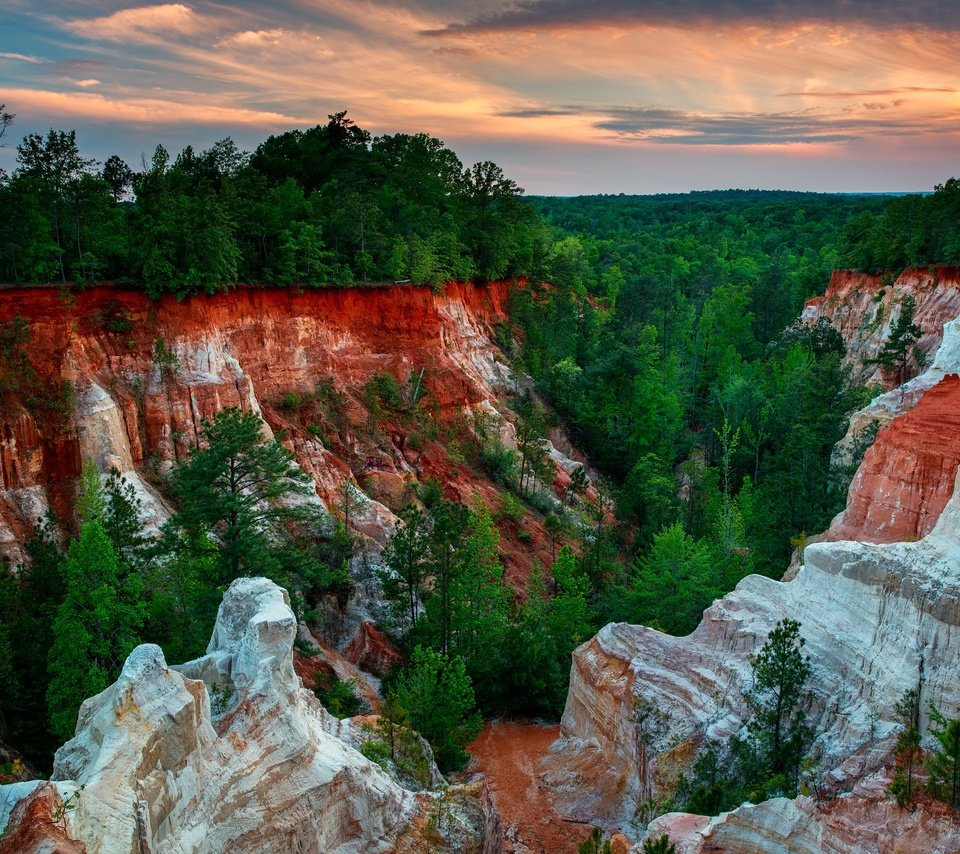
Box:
0 112 546 293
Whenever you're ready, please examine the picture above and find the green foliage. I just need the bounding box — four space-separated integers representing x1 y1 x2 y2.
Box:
926 702 960 808
380 503 429 635
888 688 922 808
502 551 594 717
313 673 363 718
841 178 960 270
47 520 145 740
872 295 923 386
360 693 434 789
619 522 720 634
0 113 542 291
171 407 316 584
390 646 481 771
741 619 812 796
0 518 64 768
642 835 677 854
578 827 612 854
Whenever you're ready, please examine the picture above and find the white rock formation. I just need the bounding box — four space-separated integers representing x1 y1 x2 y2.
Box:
834 314 960 463
641 768 960 854
542 471 960 835
0 578 416 853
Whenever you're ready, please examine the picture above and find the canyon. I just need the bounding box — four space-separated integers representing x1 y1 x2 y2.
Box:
3 266 960 852
0 576 500 853
543 266 960 852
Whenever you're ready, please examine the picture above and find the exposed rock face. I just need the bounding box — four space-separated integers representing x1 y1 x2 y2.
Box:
642 770 960 854
542 469 960 839
0 577 500 853
1 577 412 852
801 266 960 388
0 281 581 587
827 373 960 543
822 296 960 544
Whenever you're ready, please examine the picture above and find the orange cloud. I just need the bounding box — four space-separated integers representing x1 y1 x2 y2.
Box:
63 4 209 43
3 87 305 128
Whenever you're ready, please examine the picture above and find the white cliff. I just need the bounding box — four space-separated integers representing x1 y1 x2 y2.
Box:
542 470 960 839
0 577 501 853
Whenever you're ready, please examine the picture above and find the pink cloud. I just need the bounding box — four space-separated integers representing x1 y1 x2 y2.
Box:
3 87 306 128
63 4 208 44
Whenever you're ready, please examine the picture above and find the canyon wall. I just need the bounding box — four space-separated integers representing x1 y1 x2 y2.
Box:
801 266 960 389
543 267 960 848
0 577 500 853
0 281 582 586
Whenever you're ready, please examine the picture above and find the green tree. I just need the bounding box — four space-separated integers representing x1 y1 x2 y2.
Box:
448 506 510 705
874 295 922 388
380 503 429 635
171 407 316 583
626 522 719 634
101 155 133 203
578 827 612 854
743 618 812 795
47 520 144 740
888 688 922 808
421 500 469 655
926 703 960 808
15 129 101 282
391 646 481 771
643 834 677 854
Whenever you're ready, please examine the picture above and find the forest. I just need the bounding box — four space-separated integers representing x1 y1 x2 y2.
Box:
1 108 959 814
0 110 547 295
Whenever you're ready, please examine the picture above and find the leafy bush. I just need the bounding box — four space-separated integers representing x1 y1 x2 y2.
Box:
279 391 304 411
313 673 363 718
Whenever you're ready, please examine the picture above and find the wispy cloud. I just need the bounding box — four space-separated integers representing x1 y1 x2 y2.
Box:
62 3 211 44
428 0 960 34
2 0 958 192
0 52 48 64
501 101 960 145
2 86 306 128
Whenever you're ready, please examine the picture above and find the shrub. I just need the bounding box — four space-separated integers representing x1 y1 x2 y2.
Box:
314 673 363 718
279 391 304 411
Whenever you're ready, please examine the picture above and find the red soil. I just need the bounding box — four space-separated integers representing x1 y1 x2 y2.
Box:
467 721 592 854
829 374 960 542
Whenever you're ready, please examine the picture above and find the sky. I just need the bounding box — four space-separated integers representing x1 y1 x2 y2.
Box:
2 0 959 194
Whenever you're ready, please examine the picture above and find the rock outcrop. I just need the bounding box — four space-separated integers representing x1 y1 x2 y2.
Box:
0 281 589 587
542 469 960 839
642 769 960 854
801 266 960 388
0 577 500 853
1 578 410 852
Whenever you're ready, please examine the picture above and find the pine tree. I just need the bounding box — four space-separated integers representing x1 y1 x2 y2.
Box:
448 506 510 705
380 503 429 635
578 827 612 854
888 688 922 808
171 407 316 583
926 703 960 808
643 834 677 854
47 520 144 740
392 646 481 771
744 618 812 794
874 295 922 388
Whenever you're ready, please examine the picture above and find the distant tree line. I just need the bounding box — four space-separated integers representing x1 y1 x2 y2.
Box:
841 179 960 272
0 111 550 296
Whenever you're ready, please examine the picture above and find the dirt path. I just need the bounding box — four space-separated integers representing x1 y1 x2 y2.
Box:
466 720 591 854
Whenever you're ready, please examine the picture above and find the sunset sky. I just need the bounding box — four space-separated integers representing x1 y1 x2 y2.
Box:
2 0 959 194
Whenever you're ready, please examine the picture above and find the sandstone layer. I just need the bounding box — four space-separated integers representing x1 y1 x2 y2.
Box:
642 769 960 854
0 577 500 853
0 282 588 588
542 468 960 838
801 266 960 388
